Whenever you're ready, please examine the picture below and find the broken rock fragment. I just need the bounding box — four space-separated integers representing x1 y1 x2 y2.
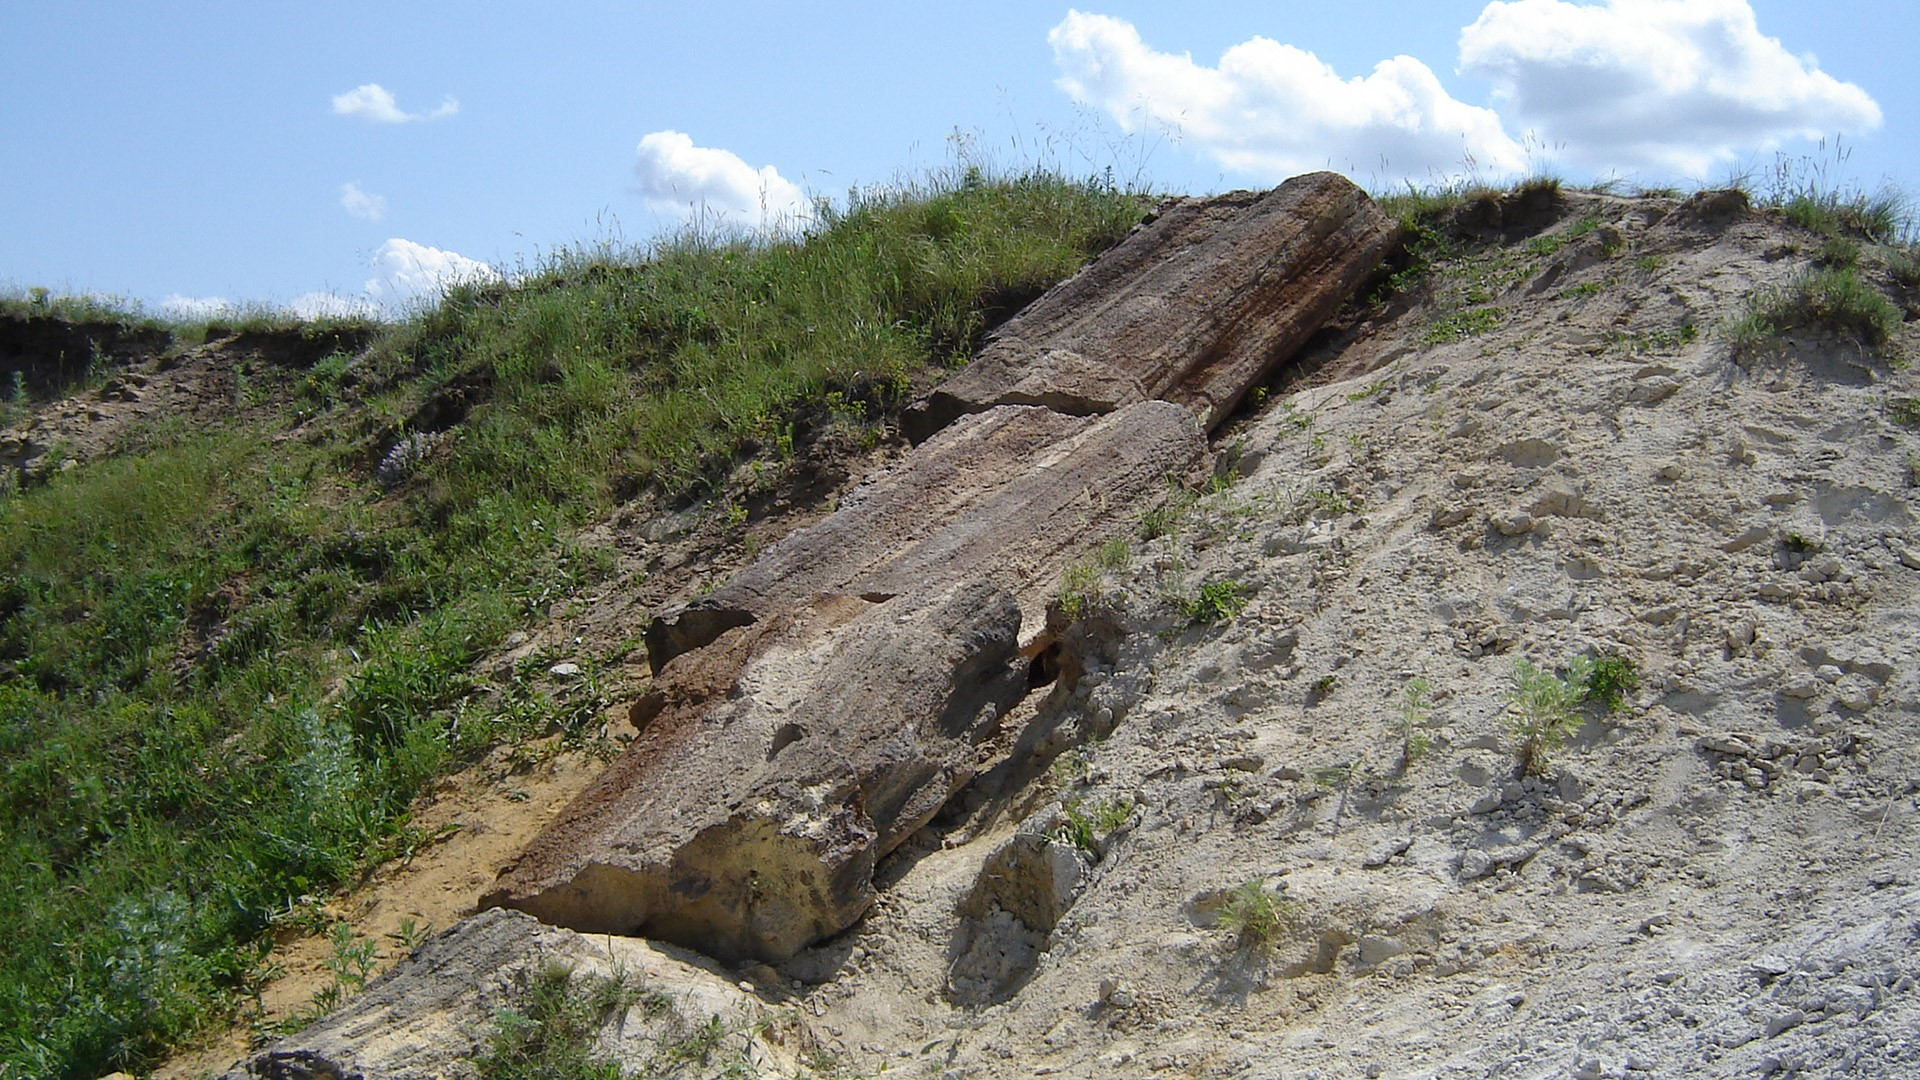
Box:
486 580 1030 963
904 171 1398 441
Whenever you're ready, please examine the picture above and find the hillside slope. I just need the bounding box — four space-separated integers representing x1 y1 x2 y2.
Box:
205 181 1920 1080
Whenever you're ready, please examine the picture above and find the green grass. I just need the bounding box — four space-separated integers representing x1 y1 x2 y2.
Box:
1216 879 1292 952
366 167 1145 505
0 163 1146 1078
477 961 654 1080
1730 267 1899 360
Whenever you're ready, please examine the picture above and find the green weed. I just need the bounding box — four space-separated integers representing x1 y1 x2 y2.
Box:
1395 676 1434 770
1216 879 1292 952
1506 658 1580 777
477 961 641 1080
1572 650 1639 714
1424 306 1502 344
1185 579 1247 624
1054 795 1133 853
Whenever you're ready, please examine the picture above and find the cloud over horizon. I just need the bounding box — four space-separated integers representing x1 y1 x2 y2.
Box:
1459 0 1882 175
1050 10 1525 184
632 130 813 228
331 83 460 124
338 182 387 222
363 238 498 307
1049 2 1881 184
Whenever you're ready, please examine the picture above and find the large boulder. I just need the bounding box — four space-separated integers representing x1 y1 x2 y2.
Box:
646 399 1208 671
485 580 1032 963
903 171 1398 441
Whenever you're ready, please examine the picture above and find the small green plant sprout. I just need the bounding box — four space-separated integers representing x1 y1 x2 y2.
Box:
324 921 381 994
1186 578 1247 624
1395 676 1434 770
1054 795 1134 854
1056 558 1104 620
1889 396 1920 429
1505 658 1580 777
1216 879 1293 953
385 917 434 954
1571 650 1639 714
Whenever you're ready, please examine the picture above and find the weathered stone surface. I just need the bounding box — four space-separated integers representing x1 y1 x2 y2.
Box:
487 580 1031 963
903 171 1397 441
647 399 1208 670
218 908 803 1080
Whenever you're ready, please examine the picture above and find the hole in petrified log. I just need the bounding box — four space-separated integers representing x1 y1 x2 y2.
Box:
1027 641 1063 689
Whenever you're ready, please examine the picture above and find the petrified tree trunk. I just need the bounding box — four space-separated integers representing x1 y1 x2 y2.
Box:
903 171 1397 441
486 581 1030 963
645 399 1208 672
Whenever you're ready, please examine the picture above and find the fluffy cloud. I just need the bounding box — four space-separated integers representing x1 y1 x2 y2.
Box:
1048 10 1526 185
363 238 499 306
338 182 387 222
159 294 233 319
633 130 814 228
1049 4 1880 184
1458 0 1882 175
330 83 460 124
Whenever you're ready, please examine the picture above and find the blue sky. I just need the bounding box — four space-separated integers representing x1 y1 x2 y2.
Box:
2 1 1912 317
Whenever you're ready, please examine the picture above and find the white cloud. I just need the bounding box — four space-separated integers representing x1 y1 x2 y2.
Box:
1459 0 1882 176
338 182 388 222
330 83 460 124
159 294 233 319
364 238 499 306
1048 10 1526 186
287 291 379 320
632 130 814 228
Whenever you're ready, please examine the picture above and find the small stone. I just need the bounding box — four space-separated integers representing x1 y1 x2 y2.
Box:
1816 665 1844 683
1491 509 1536 536
548 662 582 678
1627 376 1682 403
1765 1009 1805 1037
1658 462 1686 480
1780 679 1820 700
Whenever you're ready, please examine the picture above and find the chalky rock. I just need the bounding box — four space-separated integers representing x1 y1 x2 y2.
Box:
218 908 803 1080
903 172 1398 442
646 399 1208 671
486 581 1030 963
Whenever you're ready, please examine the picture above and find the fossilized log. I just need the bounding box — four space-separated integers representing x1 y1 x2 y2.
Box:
903 171 1398 442
217 909 800 1080
485 581 1030 964
646 399 1208 671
